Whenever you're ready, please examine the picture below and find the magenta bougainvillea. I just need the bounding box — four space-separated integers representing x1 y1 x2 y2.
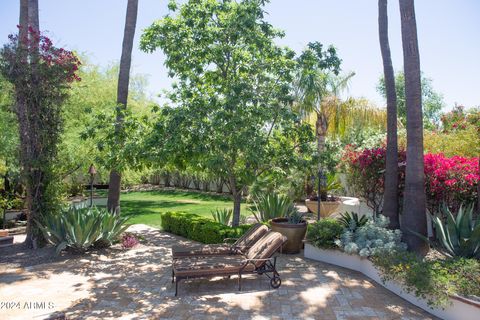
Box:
342 146 478 215
2 26 81 85
342 145 406 214
424 153 479 213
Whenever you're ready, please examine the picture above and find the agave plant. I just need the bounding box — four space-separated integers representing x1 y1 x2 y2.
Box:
38 206 129 254
249 192 297 223
211 208 233 226
338 212 369 230
285 208 306 224
417 204 480 258
96 209 130 247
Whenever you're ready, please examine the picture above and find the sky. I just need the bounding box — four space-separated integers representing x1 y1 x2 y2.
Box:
0 0 479 110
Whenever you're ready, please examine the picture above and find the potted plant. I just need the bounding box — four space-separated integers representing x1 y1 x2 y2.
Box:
305 173 342 217
270 209 307 254
250 192 307 254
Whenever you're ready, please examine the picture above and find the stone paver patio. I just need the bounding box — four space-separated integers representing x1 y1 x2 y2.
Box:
0 224 437 320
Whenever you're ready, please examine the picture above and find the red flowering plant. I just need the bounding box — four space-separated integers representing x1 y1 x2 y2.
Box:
340 145 406 215
1 26 81 88
424 153 479 214
342 145 479 217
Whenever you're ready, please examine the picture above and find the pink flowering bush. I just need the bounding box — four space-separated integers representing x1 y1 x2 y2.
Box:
424 154 479 214
122 233 139 249
1 26 81 86
341 145 406 214
342 146 478 215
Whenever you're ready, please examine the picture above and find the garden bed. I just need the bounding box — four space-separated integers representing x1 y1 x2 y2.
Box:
304 243 480 320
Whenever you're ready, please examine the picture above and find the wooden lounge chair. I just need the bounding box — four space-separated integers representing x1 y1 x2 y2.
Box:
171 223 269 258
172 231 287 296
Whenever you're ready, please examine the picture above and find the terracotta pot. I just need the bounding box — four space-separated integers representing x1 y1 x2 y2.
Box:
270 218 307 254
0 229 9 237
305 199 341 217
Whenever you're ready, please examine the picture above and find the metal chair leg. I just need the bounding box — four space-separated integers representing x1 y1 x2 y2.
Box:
175 279 179 296
238 272 242 291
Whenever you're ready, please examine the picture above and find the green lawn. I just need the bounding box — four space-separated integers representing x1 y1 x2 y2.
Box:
119 189 247 229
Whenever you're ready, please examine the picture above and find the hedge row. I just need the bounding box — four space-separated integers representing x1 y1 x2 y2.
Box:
161 211 253 244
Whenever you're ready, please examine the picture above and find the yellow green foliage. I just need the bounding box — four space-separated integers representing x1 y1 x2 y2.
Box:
423 126 479 157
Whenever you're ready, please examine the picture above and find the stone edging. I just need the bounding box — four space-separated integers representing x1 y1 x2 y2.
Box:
304 243 480 320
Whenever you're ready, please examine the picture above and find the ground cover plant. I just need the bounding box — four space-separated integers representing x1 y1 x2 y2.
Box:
372 251 480 307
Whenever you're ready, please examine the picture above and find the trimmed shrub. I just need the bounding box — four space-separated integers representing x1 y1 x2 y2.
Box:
306 218 344 249
161 211 252 244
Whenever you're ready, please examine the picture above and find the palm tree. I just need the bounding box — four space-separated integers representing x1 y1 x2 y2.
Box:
378 0 399 229
21 0 43 248
295 71 356 156
399 0 429 254
107 0 139 213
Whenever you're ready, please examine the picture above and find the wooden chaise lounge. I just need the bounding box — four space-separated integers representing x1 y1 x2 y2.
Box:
171 223 269 258
172 231 287 296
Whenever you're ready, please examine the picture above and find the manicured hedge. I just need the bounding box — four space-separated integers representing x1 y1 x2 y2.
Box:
161 211 253 244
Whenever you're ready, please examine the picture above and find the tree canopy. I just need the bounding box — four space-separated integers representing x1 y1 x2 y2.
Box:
140 0 317 225
377 71 445 129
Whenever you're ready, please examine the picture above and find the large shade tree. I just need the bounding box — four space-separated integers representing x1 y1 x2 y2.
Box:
378 0 399 229
140 0 314 226
107 0 139 213
399 0 429 254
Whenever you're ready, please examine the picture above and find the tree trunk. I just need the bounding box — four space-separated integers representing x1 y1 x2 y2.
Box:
107 0 138 212
399 0 429 255
22 0 47 249
315 112 328 155
378 0 399 229
27 0 39 30
107 171 121 213
229 175 242 226
232 191 242 227
316 111 328 200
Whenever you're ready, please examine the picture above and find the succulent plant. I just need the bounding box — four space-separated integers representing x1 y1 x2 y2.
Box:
211 208 233 226
338 211 369 230
37 206 129 254
250 192 297 223
416 204 480 258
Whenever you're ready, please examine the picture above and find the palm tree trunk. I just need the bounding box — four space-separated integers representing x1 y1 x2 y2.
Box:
23 0 46 249
107 0 138 213
399 0 428 255
378 0 399 229
18 0 34 248
316 111 328 200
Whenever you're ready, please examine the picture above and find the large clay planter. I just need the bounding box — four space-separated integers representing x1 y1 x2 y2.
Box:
305 199 341 217
270 218 307 254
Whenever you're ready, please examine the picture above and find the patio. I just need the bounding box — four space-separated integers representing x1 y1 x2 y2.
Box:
0 225 436 320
